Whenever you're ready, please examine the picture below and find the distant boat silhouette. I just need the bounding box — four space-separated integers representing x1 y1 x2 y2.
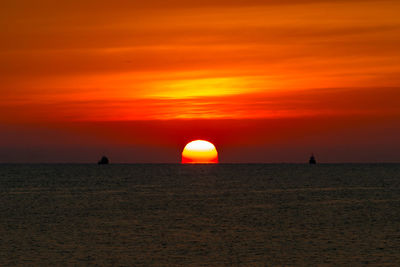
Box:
309 154 316 164
98 156 109 165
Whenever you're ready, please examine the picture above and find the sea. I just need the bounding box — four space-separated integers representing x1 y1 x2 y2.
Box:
1 163 400 266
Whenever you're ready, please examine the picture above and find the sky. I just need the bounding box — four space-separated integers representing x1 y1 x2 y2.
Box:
1 0 400 163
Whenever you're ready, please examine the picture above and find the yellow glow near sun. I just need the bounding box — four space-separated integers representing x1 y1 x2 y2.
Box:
182 140 218 164
147 77 248 99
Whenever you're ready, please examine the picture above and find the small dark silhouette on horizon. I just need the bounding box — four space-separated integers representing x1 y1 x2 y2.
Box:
98 156 109 165
309 154 317 164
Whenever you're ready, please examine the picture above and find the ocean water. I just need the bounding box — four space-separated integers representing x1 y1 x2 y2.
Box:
1 164 400 266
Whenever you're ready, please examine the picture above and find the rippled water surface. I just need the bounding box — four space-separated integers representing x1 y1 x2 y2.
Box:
1 164 400 266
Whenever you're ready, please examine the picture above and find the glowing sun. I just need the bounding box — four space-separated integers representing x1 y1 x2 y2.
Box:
182 140 218 164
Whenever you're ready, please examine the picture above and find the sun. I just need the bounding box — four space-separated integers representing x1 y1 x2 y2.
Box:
182 140 218 164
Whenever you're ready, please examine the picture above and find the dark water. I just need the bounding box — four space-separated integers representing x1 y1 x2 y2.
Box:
1 164 400 266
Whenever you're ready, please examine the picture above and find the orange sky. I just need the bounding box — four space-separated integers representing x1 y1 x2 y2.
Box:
1 0 400 162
